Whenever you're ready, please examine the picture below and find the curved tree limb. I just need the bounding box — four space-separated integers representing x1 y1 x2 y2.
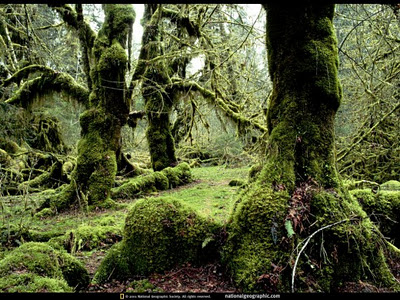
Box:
48 4 96 89
4 65 89 108
172 79 268 133
2 64 53 86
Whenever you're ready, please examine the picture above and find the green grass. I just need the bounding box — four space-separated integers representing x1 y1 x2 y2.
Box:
1 165 249 256
0 165 250 292
159 166 249 224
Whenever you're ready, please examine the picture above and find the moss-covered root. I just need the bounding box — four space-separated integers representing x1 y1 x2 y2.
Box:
222 183 291 292
223 180 400 292
351 188 400 247
0 242 90 292
111 162 192 199
48 223 123 254
93 197 221 283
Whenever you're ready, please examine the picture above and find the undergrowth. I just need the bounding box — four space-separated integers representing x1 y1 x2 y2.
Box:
0 165 249 290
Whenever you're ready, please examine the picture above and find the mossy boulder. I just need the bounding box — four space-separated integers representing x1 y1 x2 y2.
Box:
93 197 221 283
0 242 89 292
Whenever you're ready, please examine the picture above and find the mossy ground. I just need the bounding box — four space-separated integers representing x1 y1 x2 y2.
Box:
0 165 248 292
2 165 398 293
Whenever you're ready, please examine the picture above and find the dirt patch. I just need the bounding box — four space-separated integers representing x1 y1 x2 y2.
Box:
84 262 238 293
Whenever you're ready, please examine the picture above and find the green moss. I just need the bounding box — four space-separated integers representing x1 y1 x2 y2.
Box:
0 224 32 248
380 180 400 191
222 3 397 292
92 242 131 283
60 224 123 253
161 162 192 186
222 182 290 292
228 179 246 187
58 251 90 290
147 120 177 171
248 163 262 183
352 189 400 247
34 207 54 219
0 148 12 166
97 41 127 76
0 242 89 291
111 162 192 199
224 164 399 292
94 197 220 283
5 69 89 108
0 138 21 154
308 189 397 290
18 161 63 191
127 279 163 293
74 109 120 206
0 273 72 292
0 242 63 279
101 4 135 46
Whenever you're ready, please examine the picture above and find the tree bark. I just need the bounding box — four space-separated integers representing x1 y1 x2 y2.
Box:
133 5 177 171
223 3 399 292
49 4 136 209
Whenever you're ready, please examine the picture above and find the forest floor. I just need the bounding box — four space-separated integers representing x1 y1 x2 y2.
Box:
0 165 247 293
81 166 245 293
2 165 400 294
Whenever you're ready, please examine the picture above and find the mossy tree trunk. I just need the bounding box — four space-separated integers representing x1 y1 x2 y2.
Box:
74 5 134 205
50 4 135 208
223 3 400 292
133 5 177 171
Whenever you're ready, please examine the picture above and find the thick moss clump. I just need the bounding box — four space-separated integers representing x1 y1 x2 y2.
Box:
91 242 131 283
351 189 400 247
380 180 400 191
49 224 123 254
93 197 220 283
222 183 290 291
0 273 72 293
0 242 89 292
111 162 192 199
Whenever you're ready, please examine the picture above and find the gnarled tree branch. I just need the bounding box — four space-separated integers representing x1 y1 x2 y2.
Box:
4 65 89 108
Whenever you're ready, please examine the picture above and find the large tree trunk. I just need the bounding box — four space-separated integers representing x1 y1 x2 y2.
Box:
223 3 399 292
52 5 135 209
134 5 177 171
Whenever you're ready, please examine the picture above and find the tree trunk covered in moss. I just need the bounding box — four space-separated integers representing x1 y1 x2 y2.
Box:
223 3 400 292
133 5 177 171
50 4 135 208
73 5 135 206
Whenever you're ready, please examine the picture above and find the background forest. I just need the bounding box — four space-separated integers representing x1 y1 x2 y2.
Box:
0 3 399 294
